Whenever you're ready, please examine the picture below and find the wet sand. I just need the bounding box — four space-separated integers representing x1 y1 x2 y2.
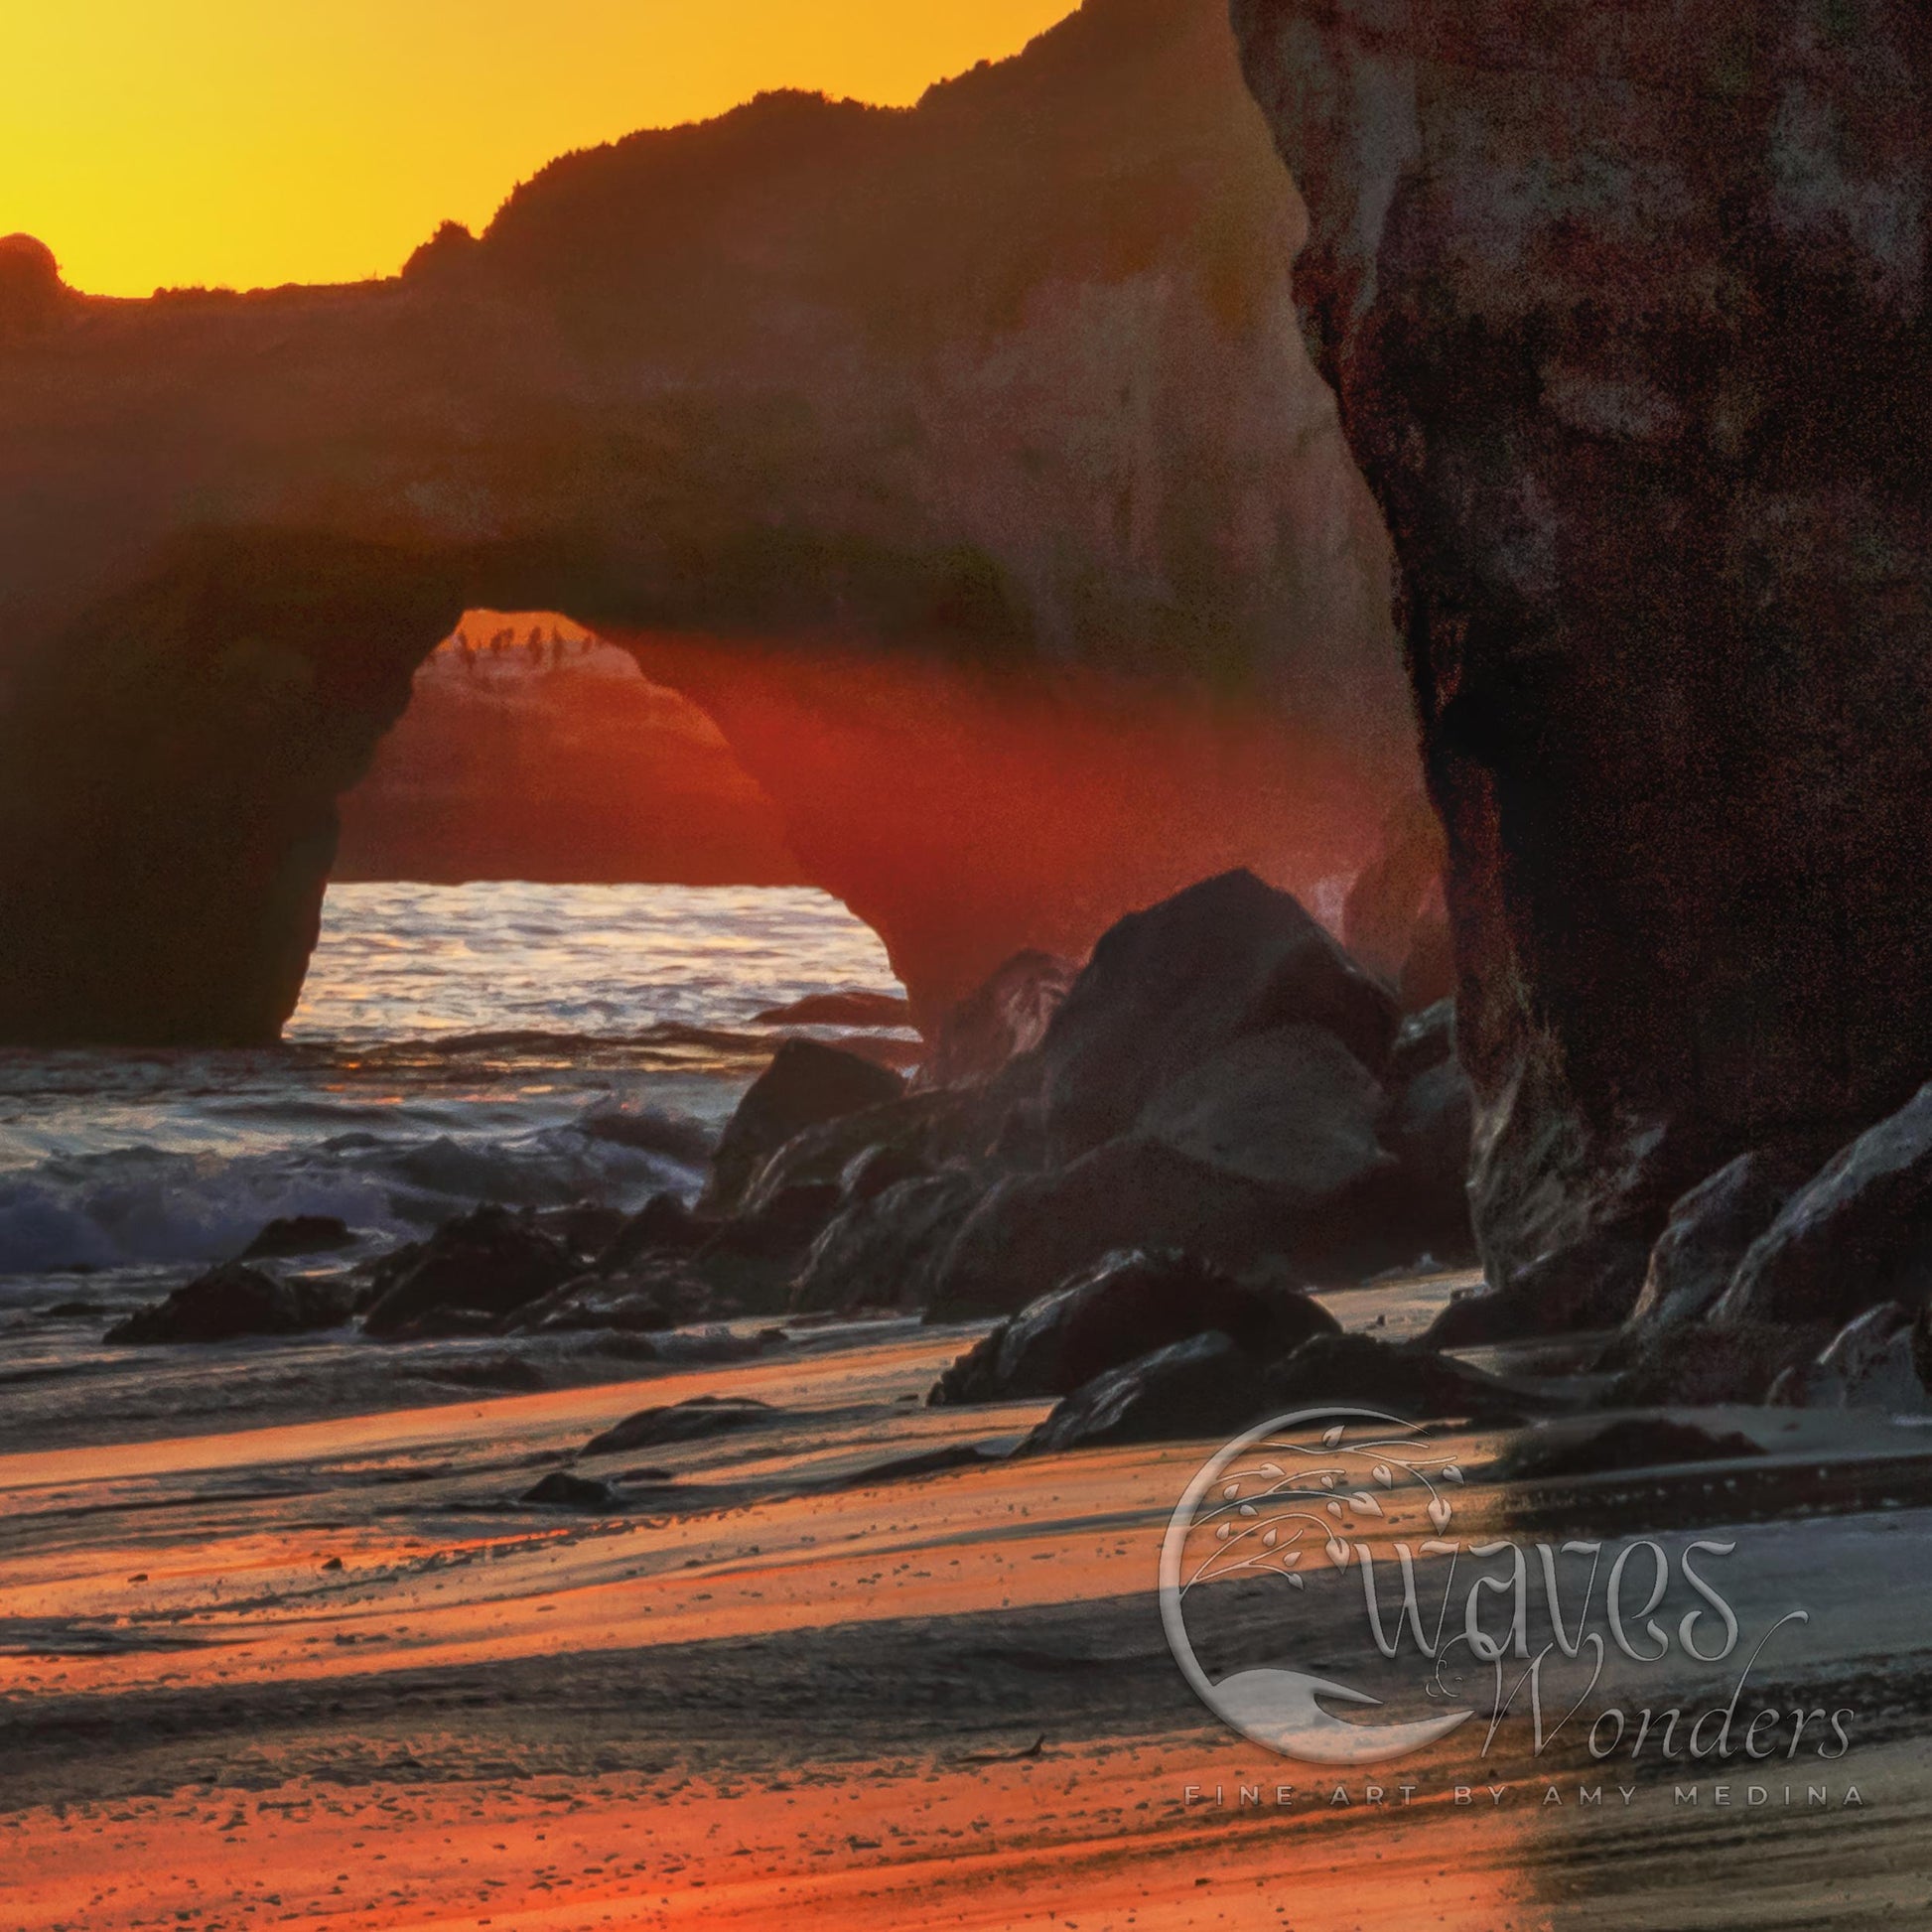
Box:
4 1292 1931 1929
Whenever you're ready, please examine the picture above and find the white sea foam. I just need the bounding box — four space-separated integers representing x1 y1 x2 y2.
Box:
0 883 905 1282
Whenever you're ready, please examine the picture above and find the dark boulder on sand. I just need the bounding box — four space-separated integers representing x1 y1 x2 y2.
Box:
505 1256 711 1334
1035 870 1397 1158
105 1262 357 1344
1016 1319 1547 1459
522 1471 620 1511
788 1171 985 1313
1017 1331 1272 1455
581 1394 775 1457
925 1112 1401 1321
701 1039 904 1215
1715 1085 1932 1330
360 1204 579 1338
599 1191 713 1273
1768 1303 1932 1414
239 1214 355 1260
1622 1152 1807 1340
930 1248 1336 1405
1259 1332 1547 1425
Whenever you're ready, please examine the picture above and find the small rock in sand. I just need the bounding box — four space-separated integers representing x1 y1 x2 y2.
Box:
522 1471 620 1510
581 1394 776 1457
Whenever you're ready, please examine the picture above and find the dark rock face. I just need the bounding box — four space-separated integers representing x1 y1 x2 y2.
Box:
105 1263 356 1345
1715 1085 1932 1329
701 1041 903 1216
929 1248 1337 1405
360 1205 579 1337
1035 869 1397 1156
1625 1152 1805 1339
1234 1 1932 1323
912 950 1079 1092
0 0 1411 1048
1380 1003 1476 1259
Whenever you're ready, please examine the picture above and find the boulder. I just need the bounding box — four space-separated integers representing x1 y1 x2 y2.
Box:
360 1205 580 1338
912 949 1079 1091
701 1040 904 1215
930 1249 1337 1405
1034 871 1398 1158
239 1214 355 1260
1624 1153 1808 1339
1768 1304 1932 1415
1017 1331 1273 1456
788 1171 984 1313
1136 1023 1393 1209
923 1137 1313 1320
1716 1086 1932 1329
599 1191 713 1272
734 1091 964 1217
581 1395 775 1457
104 1262 357 1345
534 1200 629 1261
1258 1332 1545 1425
505 1257 710 1334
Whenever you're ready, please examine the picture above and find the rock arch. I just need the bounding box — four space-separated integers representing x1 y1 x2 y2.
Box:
0 0 1414 1045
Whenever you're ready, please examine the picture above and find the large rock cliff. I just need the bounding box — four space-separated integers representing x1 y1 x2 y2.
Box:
0 0 1409 1043
1234 0 1932 1320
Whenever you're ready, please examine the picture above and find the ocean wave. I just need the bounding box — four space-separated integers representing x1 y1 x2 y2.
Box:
0 1098 709 1277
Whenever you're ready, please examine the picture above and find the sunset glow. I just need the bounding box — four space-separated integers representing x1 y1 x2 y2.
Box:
5 1 1078 297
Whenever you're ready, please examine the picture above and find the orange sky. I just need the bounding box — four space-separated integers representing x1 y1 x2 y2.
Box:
6 1 1079 298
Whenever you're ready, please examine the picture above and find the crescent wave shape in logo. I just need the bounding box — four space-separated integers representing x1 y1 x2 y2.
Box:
1159 1406 1474 1766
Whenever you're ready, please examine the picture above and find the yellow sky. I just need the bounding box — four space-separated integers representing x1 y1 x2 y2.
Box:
6 1 1079 297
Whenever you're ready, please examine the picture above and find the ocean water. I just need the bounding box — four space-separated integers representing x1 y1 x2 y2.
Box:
0 883 909 1302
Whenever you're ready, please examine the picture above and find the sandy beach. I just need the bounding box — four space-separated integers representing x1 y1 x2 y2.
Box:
5 1286 1930 1931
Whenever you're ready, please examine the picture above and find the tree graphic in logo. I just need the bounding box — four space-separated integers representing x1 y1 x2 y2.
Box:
1160 1408 1475 1765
